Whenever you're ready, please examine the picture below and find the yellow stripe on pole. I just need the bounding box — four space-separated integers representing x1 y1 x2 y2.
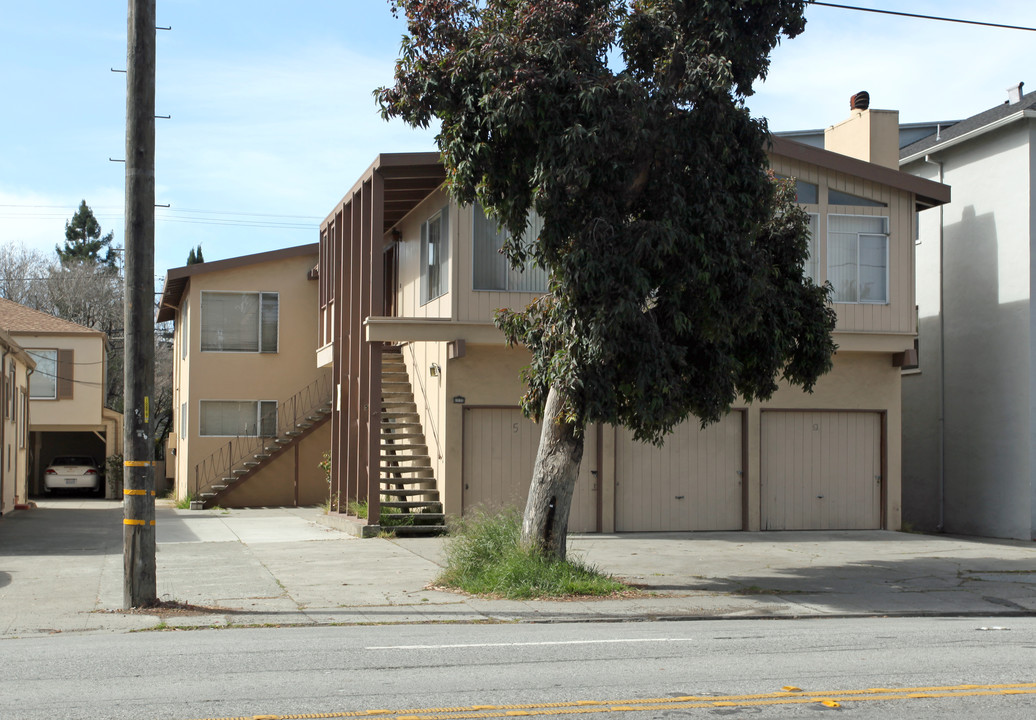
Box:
123 519 155 526
124 489 147 495
124 460 152 467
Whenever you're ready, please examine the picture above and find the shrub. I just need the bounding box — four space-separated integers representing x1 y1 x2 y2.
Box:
436 509 629 599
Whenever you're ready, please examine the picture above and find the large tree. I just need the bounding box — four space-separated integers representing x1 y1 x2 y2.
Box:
379 0 836 558
57 200 117 267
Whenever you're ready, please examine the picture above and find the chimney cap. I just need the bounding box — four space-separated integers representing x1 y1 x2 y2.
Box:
1007 81 1025 104
850 91 870 111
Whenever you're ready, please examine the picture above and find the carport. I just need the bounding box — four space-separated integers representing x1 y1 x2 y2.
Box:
28 407 123 498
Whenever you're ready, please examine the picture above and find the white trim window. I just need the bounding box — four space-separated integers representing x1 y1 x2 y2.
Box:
199 400 277 437
180 401 188 440
420 206 449 304
26 349 57 399
472 202 548 293
828 214 889 304
200 291 278 353
804 212 820 283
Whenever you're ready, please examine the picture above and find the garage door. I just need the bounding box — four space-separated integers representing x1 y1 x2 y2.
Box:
761 411 882 530
462 407 597 533
615 412 744 532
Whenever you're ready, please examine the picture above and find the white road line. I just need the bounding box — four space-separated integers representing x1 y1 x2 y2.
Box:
367 638 693 650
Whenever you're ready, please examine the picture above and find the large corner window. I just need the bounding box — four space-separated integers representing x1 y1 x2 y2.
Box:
472 202 548 293
201 291 278 353
828 215 889 303
27 349 58 399
420 206 449 304
199 400 277 437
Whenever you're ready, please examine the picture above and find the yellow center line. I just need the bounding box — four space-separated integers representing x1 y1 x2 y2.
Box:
185 683 1036 720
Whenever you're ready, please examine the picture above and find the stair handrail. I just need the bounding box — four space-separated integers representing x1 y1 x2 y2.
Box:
191 371 333 498
404 342 444 460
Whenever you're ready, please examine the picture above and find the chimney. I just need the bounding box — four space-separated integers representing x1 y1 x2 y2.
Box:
1007 82 1024 104
824 91 899 170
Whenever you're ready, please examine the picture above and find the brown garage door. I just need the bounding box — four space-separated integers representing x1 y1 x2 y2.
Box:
462 407 597 533
615 412 744 532
761 410 882 530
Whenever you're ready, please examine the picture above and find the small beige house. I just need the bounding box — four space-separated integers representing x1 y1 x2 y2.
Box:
158 245 331 507
0 297 123 497
318 115 949 535
0 327 34 514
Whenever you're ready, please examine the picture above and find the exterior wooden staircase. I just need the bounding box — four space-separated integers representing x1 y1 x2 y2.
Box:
377 348 446 535
192 376 332 508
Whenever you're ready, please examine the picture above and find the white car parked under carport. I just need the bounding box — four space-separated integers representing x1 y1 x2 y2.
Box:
43 456 104 495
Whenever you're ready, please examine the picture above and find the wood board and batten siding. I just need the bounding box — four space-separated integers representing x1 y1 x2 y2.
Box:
462 407 597 532
768 154 916 337
760 410 883 530
614 411 745 532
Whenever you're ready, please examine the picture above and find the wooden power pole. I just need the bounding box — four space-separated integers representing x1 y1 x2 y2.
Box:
123 0 157 608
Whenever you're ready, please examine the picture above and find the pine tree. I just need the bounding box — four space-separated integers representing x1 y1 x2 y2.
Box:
186 245 204 265
57 200 116 267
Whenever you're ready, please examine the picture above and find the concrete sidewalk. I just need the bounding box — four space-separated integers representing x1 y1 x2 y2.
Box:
1 499 1034 637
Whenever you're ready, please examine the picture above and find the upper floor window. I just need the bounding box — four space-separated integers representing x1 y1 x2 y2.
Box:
421 206 449 304
828 189 887 208
472 202 548 293
26 349 72 400
828 214 889 304
804 213 820 283
201 291 278 353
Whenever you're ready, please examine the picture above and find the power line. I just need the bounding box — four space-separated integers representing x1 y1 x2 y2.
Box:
809 2 1036 32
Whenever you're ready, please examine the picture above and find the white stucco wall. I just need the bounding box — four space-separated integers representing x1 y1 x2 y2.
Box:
902 119 1035 540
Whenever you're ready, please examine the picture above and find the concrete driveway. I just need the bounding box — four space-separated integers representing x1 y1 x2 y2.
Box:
0 498 1034 636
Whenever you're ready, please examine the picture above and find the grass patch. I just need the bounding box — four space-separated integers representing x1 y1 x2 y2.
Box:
436 510 630 599
347 499 368 519
174 493 195 510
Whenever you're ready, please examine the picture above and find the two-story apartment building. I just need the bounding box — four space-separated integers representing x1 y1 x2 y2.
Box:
158 245 331 508
0 297 122 497
318 129 948 535
0 327 34 514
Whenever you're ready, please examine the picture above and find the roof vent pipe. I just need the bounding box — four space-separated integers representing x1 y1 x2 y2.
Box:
1007 81 1024 104
850 91 870 111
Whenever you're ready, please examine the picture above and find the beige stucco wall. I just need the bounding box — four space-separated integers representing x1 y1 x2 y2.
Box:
171 251 328 504
20 333 106 430
218 422 331 507
1 350 32 514
825 108 901 170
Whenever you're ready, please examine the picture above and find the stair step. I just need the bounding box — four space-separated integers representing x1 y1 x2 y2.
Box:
382 524 447 537
243 461 260 468
381 422 423 431
380 501 443 511
382 441 427 449
381 512 446 526
253 453 270 461
232 468 251 476
380 465 433 475
284 430 302 437
379 488 438 497
210 484 228 491
380 454 431 462
199 492 217 499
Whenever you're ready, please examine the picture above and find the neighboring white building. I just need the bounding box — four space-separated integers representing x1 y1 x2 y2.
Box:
899 83 1036 540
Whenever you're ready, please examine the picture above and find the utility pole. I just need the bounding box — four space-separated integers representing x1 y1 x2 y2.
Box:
123 0 157 608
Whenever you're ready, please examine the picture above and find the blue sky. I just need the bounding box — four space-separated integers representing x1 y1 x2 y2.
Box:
1 1 1033 279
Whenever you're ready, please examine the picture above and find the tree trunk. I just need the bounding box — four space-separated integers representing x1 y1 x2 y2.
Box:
520 385 585 560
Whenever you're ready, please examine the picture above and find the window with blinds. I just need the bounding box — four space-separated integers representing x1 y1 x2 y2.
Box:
199 400 277 437
472 202 548 293
200 291 278 352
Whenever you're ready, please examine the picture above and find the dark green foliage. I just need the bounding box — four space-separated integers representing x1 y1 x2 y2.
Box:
186 245 204 265
438 510 629 598
57 200 116 267
379 0 834 446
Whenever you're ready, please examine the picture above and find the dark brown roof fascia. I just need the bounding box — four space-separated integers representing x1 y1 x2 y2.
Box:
321 152 444 230
770 136 951 210
156 243 319 322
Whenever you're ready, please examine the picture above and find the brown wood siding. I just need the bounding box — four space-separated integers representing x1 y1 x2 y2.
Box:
614 412 744 532
760 410 881 530
462 407 597 533
768 154 915 336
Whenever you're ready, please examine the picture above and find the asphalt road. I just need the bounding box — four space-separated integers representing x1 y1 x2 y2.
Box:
3 616 1035 720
